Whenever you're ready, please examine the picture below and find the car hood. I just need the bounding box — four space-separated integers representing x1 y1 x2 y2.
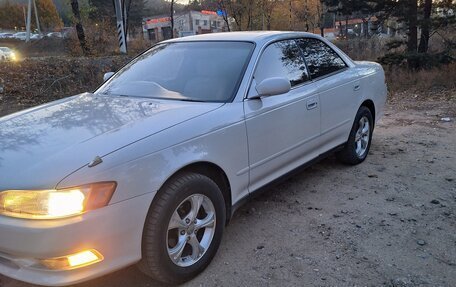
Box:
0 93 223 190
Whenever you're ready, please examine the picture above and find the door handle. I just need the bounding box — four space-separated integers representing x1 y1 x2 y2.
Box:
354 83 361 91
306 101 318 110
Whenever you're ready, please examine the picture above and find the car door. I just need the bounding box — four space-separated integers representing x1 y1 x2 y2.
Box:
296 38 360 153
244 39 321 192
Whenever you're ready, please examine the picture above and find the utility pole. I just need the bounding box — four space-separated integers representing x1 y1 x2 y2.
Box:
25 0 32 42
33 0 41 35
114 0 127 53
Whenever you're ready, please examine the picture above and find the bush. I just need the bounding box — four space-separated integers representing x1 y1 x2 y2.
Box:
385 62 456 96
379 51 455 69
0 56 131 116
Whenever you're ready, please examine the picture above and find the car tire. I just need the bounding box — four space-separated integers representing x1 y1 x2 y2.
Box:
138 172 226 284
336 106 374 165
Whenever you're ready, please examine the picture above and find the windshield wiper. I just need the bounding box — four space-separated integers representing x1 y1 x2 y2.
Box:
175 98 207 103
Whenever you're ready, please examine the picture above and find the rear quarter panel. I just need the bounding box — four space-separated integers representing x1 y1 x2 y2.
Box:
354 61 387 123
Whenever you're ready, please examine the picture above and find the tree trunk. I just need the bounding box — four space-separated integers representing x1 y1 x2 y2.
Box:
289 0 292 30
170 0 174 38
70 0 89 55
345 16 348 37
223 14 231 32
407 0 418 53
218 1 231 32
125 0 132 38
247 3 252 31
418 0 432 53
339 20 343 36
363 18 368 38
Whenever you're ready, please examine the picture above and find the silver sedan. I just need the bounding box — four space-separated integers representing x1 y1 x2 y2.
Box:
0 31 387 286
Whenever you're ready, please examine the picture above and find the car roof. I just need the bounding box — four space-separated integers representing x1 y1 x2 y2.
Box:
162 31 354 68
164 31 320 45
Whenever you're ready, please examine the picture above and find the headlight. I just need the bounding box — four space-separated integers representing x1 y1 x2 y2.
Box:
0 182 116 219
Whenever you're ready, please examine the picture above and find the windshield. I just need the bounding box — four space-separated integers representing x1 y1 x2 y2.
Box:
96 41 254 102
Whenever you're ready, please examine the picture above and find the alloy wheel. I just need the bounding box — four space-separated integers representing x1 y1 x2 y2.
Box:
167 194 216 267
354 116 370 157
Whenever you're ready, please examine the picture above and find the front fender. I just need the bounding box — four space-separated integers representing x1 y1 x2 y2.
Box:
56 103 249 206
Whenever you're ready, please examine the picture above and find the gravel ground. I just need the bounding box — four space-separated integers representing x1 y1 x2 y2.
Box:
1 95 455 287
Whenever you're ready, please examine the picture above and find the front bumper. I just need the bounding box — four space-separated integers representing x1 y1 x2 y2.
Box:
0 192 155 286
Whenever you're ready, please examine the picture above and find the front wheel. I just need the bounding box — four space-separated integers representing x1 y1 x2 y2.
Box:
336 106 374 165
138 172 226 284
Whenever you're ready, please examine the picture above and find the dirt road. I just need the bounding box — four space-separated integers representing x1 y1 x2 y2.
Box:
1 94 455 287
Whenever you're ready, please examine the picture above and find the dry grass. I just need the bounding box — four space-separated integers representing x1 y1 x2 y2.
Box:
334 38 455 100
385 63 456 97
0 56 131 116
127 36 153 55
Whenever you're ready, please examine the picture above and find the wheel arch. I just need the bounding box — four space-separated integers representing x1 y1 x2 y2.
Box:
152 161 232 225
361 99 376 123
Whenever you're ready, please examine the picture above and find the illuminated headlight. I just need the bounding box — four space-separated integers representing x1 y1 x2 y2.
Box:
0 182 116 219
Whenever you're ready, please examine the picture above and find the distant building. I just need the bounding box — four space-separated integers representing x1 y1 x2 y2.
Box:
334 17 381 37
143 10 229 42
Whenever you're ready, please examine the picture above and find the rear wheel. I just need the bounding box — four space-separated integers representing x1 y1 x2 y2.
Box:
336 106 374 165
138 172 226 284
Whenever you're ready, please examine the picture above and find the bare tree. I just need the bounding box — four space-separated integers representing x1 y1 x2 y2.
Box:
226 0 245 30
418 0 432 53
407 0 418 53
70 0 90 55
170 0 175 38
217 0 231 32
261 0 279 30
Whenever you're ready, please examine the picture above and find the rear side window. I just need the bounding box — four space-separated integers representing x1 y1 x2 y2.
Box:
297 38 347 79
255 40 310 87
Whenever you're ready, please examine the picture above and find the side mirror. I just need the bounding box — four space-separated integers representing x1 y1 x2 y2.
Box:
103 72 115 82
251 77 291 99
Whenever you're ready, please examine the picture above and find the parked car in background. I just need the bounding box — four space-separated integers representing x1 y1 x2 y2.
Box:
30 33 43 40
0 47 16 61
13 32 28 41
324 32 337 41
0 31 387 286
46 31 63 38
0 33 14 39
61 27 75 38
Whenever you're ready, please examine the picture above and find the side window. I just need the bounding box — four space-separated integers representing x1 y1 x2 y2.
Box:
255 40 310 87
297 38 347 79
